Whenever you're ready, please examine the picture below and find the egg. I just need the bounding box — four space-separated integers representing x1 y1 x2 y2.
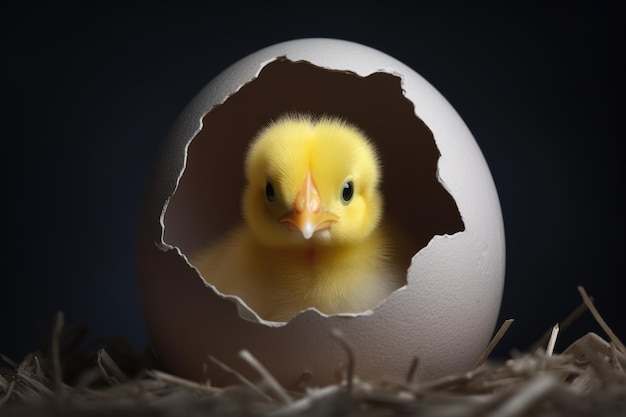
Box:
136 38 505 389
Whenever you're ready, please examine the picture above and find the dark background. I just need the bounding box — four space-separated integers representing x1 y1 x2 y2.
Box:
2 2 623 363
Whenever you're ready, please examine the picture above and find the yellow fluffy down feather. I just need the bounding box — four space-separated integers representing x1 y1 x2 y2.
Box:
192 114 410 322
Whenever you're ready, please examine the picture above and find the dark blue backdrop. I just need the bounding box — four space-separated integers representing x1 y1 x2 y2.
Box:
3 2 623 362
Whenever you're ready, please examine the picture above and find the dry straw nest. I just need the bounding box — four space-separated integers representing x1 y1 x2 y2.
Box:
1 286 625 416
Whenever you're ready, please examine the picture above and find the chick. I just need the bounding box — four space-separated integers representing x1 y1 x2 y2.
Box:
192 114 409 322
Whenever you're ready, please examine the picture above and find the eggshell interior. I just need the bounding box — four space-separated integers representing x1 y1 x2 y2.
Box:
137 38 505 390
164 57 464 285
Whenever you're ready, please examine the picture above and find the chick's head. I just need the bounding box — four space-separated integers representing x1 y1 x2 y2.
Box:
243 114 382 248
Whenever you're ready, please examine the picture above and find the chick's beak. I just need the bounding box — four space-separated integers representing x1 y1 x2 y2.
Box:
279 170 339 239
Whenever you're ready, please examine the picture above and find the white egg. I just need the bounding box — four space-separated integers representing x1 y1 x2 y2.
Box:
136 38 505 389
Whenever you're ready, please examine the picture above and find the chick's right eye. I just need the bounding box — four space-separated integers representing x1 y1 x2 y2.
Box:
265 181 275 202
341 181 354 204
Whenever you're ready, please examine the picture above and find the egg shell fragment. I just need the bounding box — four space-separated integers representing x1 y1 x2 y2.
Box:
137 38 506 389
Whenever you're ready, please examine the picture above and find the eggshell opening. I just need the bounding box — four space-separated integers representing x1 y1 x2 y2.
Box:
137 38 505 389
162 57 464 321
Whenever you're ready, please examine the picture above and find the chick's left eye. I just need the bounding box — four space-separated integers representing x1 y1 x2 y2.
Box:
342 181 354 204
265 181 275 202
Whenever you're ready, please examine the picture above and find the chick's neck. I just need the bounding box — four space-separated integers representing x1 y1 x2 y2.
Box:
304 244 316 264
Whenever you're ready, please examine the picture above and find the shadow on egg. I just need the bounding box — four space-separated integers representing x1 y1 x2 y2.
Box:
163 57 465 296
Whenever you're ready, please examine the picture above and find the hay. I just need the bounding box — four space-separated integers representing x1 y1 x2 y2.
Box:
1 286 625 416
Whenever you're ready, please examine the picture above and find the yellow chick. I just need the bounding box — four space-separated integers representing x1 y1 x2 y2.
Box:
192 114 409 322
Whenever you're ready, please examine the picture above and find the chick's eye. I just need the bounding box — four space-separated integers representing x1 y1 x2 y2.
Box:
341 181 354 204
265 181 275 202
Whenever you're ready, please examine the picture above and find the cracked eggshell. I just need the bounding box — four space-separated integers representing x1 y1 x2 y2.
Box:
137 38 505 389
